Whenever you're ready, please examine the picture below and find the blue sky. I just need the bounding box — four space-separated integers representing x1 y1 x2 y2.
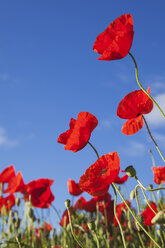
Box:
0 1 165 228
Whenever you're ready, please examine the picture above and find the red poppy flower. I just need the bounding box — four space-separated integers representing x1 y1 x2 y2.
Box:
67 179 82 196
57 112 98 152
0 165 16 184
93 14 134 61
0 194 15 214
152 166 165 185
79 152 120 196
114 174 129 184
117 88 153 135
24 178 55 208
141 203 158 226
3 172 25 194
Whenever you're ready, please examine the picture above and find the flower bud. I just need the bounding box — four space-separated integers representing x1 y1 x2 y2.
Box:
65 199 71 209
151 210 165 224
130 189 136 200
125 165 136 177
135 214 144 231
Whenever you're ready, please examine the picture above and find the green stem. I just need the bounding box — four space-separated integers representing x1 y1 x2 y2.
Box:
51 204 61 221
129 52 165 119
142 115 165 162
88 141 99 159
111 184 127 248
148 149 156 167
16 236 22 248
112 183 161 248
93 231 100 248
66 205 85 248
135 186 141 214
137 232 145 248
138 184 157 215
135 176 165 192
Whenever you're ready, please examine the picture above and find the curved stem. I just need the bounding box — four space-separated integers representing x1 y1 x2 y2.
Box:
66 205 85 248
142 115 165 162
137 232 145 248
93 231 100 248
112 182 161 248
135 185 140 214
148 149 156 167
136 184 157 215
88 141 99 159
135 176 165 192
51 204 61 221
129 52 165 119
111 184 127 248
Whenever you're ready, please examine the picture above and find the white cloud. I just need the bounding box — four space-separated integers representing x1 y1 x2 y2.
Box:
121 141 146 157
146 93 165 127
0 127 19 148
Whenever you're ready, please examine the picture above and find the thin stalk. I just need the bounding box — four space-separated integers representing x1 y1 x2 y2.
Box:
135 177 165 192
66 205 85 248
135 185 141 214
129 52 165 119
148 149 156 167
88 141 99 159
112 183 161 248
142 115 165 162
93 231 100 248
137 232 145 248
111 184 127 248
51 204 61 221
16 236 22 248
139 185 157 215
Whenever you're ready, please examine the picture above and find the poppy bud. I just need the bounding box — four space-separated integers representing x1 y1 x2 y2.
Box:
151 210 165 224
65 199 71 209
87 221 96 231
125 166 136 177
130 189 136 200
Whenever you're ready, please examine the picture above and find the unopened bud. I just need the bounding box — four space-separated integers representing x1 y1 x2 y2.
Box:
130 189 136 200
65 199 71 209
151 210 165 224
125 166 136 177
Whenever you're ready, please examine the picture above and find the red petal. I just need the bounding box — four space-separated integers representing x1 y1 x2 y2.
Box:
122 115 143 135
93 14 134 61
114 174 129 184
0 165 16 183
117 89 153 119
57 118 76 144
79 152 120 196
67 179 82 196
64 112 98 152
4 172 25 194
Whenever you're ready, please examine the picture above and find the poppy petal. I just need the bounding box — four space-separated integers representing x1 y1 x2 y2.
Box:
114 174 129 184
79 152 120 196
122 115 143 135
93 14 134 61
117 89 153 119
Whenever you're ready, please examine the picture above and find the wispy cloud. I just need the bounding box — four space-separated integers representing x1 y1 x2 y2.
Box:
0 127 19 148
121 141 146 157
146 93 165 127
